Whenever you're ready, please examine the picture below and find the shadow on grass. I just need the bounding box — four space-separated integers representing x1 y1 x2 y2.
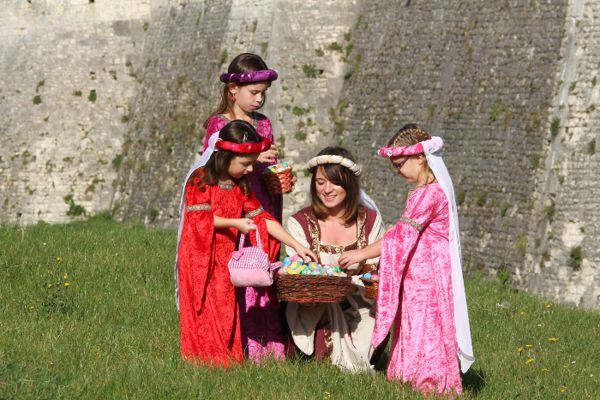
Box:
462 367 486 395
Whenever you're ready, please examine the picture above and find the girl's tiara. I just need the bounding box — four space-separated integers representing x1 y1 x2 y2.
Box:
305 155 362 176
215 137 271 153
219 69 279 83
377 136 443 158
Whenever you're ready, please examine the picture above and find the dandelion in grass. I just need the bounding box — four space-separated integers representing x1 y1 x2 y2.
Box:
526 358 535 365
519 311 525 316
47 283 53 288
63 273 68 279
323 391 331 399
56 256 61 263
525 344 533 349
64 282 70 287
545 304 553 309
559 386 567 393
548 337 558 342
517 346 524 353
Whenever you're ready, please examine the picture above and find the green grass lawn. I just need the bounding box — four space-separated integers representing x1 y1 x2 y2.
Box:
1 215 598 399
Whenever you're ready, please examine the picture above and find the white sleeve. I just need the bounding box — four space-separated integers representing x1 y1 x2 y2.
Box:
284 216 310 257
365 212 385 266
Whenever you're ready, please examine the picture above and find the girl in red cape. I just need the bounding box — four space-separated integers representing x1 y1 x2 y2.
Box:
175 120 315 368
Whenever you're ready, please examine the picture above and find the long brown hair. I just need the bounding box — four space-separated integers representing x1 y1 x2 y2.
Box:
204 53 271 128
310 147 361 225
196 120 263 195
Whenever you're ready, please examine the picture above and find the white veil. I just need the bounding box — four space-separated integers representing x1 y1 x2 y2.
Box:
422 137 474 373
174 133 221 311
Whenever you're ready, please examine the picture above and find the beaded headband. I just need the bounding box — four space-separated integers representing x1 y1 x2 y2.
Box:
306 155 362 176
378 135 443 158
219 69 278 83
215 138 271 153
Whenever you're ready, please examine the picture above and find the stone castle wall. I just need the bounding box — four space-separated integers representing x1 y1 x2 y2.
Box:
0 0 150 224
1 0 598 308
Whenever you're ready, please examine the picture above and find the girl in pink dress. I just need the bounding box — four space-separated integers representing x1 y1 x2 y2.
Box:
339 124 474 396
202 53 286 362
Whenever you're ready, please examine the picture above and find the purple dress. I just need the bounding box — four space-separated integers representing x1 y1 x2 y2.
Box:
372 183 462 395
204 113 285 362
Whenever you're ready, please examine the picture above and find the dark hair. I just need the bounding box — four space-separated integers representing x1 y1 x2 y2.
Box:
310 147 361 225
197 120 262 194
204 53 271 127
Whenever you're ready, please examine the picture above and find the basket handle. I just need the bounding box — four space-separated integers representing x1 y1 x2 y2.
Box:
237 228 261 250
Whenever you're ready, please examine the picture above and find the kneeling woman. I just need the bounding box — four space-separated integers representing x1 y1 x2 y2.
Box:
284 147 385 372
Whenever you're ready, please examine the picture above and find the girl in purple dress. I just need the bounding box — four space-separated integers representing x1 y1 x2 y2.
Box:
202 53 285 362
339 124 474 396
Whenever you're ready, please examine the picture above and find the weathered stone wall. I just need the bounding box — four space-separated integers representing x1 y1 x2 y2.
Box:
341 0 569 273
526 0 600 308
0 0 150 224
336 0 598 308
1 0 598 308
113 0 232 225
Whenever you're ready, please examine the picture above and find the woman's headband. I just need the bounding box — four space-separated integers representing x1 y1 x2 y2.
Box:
378 136 443 158
306 155 362 176
215 137 271 153
219 69 278 83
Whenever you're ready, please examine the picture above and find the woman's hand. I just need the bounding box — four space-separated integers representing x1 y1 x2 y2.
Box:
338 249 366 268
294 245 317 263
257 143 278 164
234 218 257 234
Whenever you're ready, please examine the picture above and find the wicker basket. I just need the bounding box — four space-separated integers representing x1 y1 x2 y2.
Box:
262 165 294 194
360 278 379 300
275 274 355 303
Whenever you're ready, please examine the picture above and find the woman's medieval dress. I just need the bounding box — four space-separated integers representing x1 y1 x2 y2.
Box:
285 205 385 372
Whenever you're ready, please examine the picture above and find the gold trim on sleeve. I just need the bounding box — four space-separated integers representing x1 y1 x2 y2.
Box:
399 216 423 232
187 204 211 212
244 207 264 218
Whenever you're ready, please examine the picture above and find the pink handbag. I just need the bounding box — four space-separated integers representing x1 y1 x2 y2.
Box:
228 230 280 287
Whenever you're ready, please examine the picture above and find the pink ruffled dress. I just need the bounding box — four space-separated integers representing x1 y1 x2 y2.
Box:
203 113 285 362
372 183 462 396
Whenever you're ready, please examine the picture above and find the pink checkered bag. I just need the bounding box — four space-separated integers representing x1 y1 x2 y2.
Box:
228 230 281 287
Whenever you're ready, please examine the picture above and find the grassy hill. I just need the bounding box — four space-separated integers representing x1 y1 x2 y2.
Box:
1 215 598 399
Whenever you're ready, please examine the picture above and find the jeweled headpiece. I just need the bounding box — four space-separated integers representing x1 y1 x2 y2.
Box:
306 155 362 176
377 136 442 158
219 69 278 83
215 138 271 153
